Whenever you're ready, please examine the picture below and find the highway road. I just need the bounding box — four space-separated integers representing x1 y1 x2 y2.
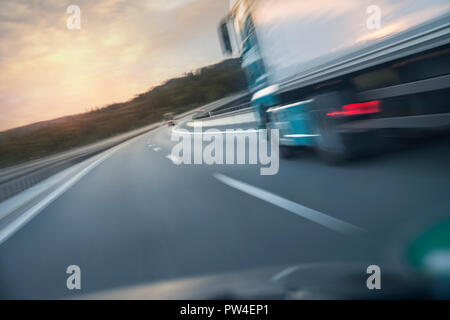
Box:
1 110 450 299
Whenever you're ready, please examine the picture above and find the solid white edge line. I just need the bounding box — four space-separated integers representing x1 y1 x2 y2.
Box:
213 173 365 236
0 135 142 245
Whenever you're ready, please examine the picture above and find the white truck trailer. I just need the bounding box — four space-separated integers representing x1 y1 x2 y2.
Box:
218 0 450 160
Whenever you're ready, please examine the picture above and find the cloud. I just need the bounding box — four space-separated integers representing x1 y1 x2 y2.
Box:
0 0 229 130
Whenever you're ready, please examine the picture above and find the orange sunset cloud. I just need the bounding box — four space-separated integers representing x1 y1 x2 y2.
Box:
0 0 229 130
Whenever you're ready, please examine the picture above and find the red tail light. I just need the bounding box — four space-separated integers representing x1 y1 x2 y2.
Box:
327 100 381 117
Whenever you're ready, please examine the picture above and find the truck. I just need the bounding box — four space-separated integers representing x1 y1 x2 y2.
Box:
218 0 450 161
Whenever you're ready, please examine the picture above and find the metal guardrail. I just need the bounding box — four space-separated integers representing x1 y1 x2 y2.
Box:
0 92 252 203
209 102 252 116
192 93 251 120
0 123 161 203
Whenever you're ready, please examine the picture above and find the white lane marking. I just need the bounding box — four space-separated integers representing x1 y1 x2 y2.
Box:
0 134 143 246
213 173 364 236
153 147 161 152
0 149 114 245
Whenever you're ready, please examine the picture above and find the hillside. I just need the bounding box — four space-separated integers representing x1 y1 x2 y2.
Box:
0 59 247 168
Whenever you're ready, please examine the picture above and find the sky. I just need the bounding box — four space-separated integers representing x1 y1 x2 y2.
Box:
2 0 449 132
0 0 229 131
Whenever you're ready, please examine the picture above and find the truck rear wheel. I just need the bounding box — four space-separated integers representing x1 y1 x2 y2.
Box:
309 92 360 164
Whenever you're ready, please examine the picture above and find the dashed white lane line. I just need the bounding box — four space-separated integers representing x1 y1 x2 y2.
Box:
153 147 161 152
213 173 365 236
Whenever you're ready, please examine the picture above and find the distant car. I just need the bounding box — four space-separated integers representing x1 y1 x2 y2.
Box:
163 112 175 127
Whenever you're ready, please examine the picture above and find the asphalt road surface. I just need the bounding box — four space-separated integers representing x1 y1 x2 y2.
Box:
1 111 450 299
